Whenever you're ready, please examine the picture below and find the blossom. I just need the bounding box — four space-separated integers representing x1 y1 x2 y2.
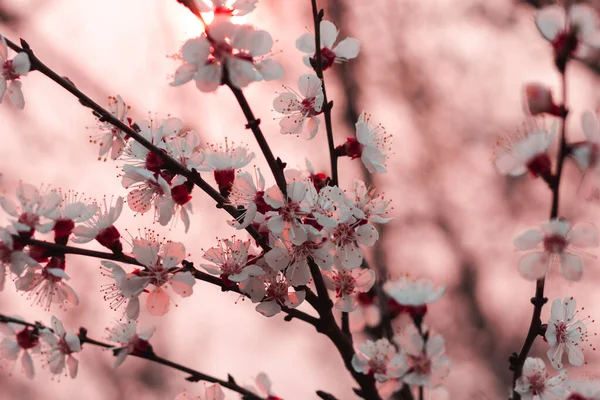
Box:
71 196 124 253
228 169 272 229
0 227 39 289
100 261 143 320
296 20 360 70
174 383 225 400
346 179 392 224
384 276 445 318
307 184 351 228
351 338 406 383
0 318 40 379
322 267 375 312
513 219 598 281
395 324 450 387
515 357 568 400
15 256 79 310
0 182 61 237
119 237 196 316
523 83 563 117
201 238 264 287
123 117 178 169
324 218 379 269
0 36 30 109
535 4 600 63
264 180 313 246
171 21 283 91
340 111 392 173
198 139 255 196
50 190 98 244
493 120 556 178
245 372 280 400
106 319 155 367
255 270 305 317
273 74 324 139
572 111 600 173
194 0 257 17
265 229 333 286
545 297 591 369
88 95 133 160
40 316 81 379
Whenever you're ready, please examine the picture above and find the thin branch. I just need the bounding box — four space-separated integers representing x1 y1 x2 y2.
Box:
0 314 263 400
510 65 570 398
310 0 338 186
2 36 269 251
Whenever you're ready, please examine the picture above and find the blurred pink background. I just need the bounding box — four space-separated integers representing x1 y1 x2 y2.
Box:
2 0 600 399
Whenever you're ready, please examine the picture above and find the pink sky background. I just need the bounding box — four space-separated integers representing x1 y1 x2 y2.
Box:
2 0 600 399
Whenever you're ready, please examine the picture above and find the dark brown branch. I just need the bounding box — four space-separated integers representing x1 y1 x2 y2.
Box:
2 36 269 251
0 314 263 400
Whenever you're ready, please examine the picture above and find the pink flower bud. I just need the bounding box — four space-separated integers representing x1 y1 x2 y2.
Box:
523 84 562 116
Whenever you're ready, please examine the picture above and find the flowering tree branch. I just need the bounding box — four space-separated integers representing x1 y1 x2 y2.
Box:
0 314 264 400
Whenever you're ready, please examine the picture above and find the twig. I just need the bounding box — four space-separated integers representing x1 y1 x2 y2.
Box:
0 314 263 400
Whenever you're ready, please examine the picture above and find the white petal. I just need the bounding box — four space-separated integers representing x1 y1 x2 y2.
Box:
295 33 316 54
535 6 566 42
517 252 549 280
320 20 339 49
513 229 543 250
333 37 360 59
559 253 584 281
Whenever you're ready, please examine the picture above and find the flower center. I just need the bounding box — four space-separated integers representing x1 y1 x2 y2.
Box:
555 321 568 343
266 281 288 304
331 223 356 247
543 234 567 254
171 184 192 205
16 327 39 350
529 372 546 395
333 271 356 296
368 354 389 375
318 47 337 70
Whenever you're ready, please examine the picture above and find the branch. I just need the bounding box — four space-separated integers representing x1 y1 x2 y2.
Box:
0 314 263 400
2 36 269 251
510 65 570 398
310 0 338 186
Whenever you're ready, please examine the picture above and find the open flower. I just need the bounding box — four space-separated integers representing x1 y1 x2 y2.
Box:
50 191 98 245
72 196 124 253
545 297 591 369
100 261 143 320
322 267 376 312
296 20 360 70
384 276 445 318
0 227 39 288
395 324 450 387
201 238 264 287
0 36 30 109
198 139 255 196
228 169 272 229
88 95 133 160
340 111 392 173
493 120 556 179
351 338 406 383
515 357 568 400
121 164 172 217
106 319 155 367
255 270 305 317
273 74 323 139
513 219 598 281
0 318 40 379
174 383 225 400
264 180 312 246
40 316 81 379
324 218 379 270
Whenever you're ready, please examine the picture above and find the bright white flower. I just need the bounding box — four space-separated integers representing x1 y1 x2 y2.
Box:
545 297 591 369
201 238 264 286
296 20 360 70
71 196 124 253
395 324 450 387
121 164 172 218
255 270 305 317
384 276 445 317
40 316 81 379
0 227 39 288
273 74 324 139
106 319 155 368
0 36 30 109
535 4 600 60
0 182 61 236
324 218 379 270
493 120 556 178
198 139 255 195
88 95 132 160
171 21 283 91
264 181 313 246
346 179 392 224
100 261 143 320
351 338 406 383
195 0 257 17
513 219 598 281
515 357 568 400
174 383 226 400
323 267 375 312
266 229 333 286
15 257 79 310
0 318 40 379
228 169 272 229
341 111 392 173
119 236 196 316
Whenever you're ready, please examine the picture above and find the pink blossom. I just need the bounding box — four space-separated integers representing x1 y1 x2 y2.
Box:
384 276 445 318
198 139 255 196
322 267 375 312
40 316 81 379
340 111 392 173
514 219 598 281
106 319 155 367
228 169 272 229
255 270 305 317
100 261 143 320
351 338 406 383
201 238 264 287
88 95 133 160
323 218 379 270
273 74 324 139
0 36 30 109
515 357 568 400
71 196 124 253
0 227 39 289
264 180 313 246
296 20 360 70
